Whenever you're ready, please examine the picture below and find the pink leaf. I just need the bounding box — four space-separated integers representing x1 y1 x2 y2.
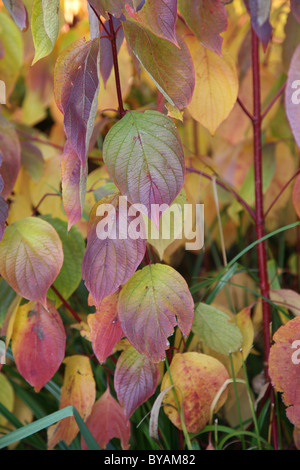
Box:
88 291 124 363
61 141 87 230
114 345 159 417
269 316 300 428
126 0 179 46
118 264 194 362
82 193 146 307
178 0 227 55
0 115 21 200
81 388 130 450
11 301 66 392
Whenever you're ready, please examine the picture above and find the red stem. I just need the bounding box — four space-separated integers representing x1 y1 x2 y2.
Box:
50 285 82 323
251 28 278 449
109 14 126 118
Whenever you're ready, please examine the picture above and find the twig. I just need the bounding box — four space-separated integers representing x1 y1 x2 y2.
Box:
237 97 254 121
50 285 82 323
261 82 286 120
264 168 300 217
185 166 256 221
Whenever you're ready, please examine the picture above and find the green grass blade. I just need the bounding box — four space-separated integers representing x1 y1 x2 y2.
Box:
0 405 101 450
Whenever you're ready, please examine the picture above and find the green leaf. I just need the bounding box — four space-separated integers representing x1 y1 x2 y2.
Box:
31 0 60 65
41 216 85 307
0 217 64 307
118 263 194 362
103 110 185 226
0 12 23 98
123 20 194 109
192 303 243 355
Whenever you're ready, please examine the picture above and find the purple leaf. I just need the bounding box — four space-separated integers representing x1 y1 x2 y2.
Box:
126 0 179 46
54 37 100 171
61 141 87 230
244 0 273 51
0 196 8 242
0 116 21 199
291 0 300 24
82 193 146 308
114 345 159 417
3 0 28 31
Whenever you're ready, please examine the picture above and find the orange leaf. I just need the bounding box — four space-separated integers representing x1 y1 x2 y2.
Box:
81 388 130 450
161 352 229 433
87 291 124 364
269 317 300 428
47 355 96 449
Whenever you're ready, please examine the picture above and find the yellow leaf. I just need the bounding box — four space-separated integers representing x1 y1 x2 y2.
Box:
0 373 14 429
47 355 96 449
185 35 238 135
161 352 229 433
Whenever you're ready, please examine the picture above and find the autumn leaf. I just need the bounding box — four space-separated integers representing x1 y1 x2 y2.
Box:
123 21 195 109
118 263 194 362
0 373 14 429
3 0 28 32
126 0 178 46
192 303 243 355
269 317 300 428
243 0 273 51
114 345 159 417
54 37 100 170
184 34 238 135
178 0 228 55
11 301 66 392
82 193 146 307
61 141 87 230
0 115 21 199
87 291 124 364
0 217 64 307
161 352 229 433
103 110 185 225
81 388 131 450
47 355 96 449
